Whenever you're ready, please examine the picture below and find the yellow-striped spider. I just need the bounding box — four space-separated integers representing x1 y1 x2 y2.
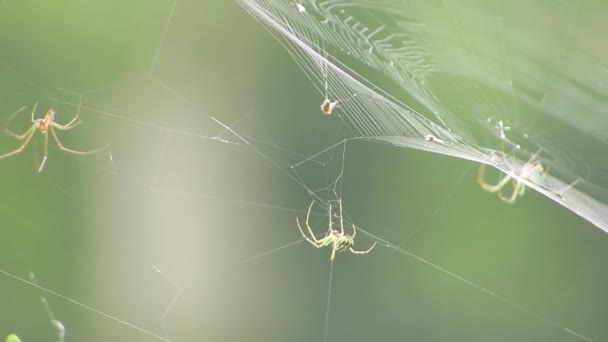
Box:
297 200 377 260
0 101 109 172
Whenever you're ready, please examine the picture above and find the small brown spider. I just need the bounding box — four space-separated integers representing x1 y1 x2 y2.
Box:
0 101 109 172
320 98 338 115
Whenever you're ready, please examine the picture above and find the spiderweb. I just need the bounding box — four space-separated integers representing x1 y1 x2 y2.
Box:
0 1 607 342
238 0 608 232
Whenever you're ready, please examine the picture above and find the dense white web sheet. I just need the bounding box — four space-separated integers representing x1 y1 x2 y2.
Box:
238 0 608 232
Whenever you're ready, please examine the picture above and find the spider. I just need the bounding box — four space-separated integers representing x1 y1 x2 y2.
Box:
320 98 338 115
477 149 546 204
296 200 377 260
0 101 109 172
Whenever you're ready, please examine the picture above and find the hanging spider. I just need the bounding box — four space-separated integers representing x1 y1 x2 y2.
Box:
478 149 547 204
0 101 109 172
296 200 377 260
318 49 337 115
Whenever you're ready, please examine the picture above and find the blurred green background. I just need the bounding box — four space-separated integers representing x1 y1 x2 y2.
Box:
0 1 607 341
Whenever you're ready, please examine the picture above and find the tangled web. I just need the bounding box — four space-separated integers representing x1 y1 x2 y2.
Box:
240 0 608 232
0 1 607 342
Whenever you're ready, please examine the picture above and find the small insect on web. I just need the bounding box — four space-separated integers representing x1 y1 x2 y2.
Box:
319 52 338 116
0 98 110 172
319 91 362 116
423 133 445 145
320 98 338 115
315 41 356 117
296 200 377 260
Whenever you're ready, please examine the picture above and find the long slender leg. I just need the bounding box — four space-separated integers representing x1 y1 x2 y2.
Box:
3 106 29 139
498 181 520 204
304 201 320 242
5 124 34 140
525 148 543 165
338 200 344 235
478 163 512 193
296 201 320 246
348 208 377 255
53 98 83 130
57 96 82 129
349 241 377 255
517 180 526 197
38 131 50 172
330 243 337 260
52 119 82 131
296 216 322 247
348 225 377 255
555 178 582 197
30 102 38 122
328 203 334 234
49 128 109 155
0 127 36 160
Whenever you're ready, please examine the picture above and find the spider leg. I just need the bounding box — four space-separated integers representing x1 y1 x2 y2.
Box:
498 180 520 204
53 97 83 130
304 200 321 243
297 201 321 246
330 243 337 260
2 106 30 139
30 102 38 123
478 163 513 193
348 225 377 255
555 178 582 197
327 202 333 234
58 96 82 129
0 126 36 161
517 180 526 197
349 241 377 255
338 200 344 235
296 216 322 247
49 127 109 156
525 148 543 165
38 130 50 172
52 120 83 131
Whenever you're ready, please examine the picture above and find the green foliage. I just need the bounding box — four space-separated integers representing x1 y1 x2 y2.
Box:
5 334 22 342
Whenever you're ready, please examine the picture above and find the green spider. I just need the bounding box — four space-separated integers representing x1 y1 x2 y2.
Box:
477 148 548 204
296 200 377 260
477 148 580 203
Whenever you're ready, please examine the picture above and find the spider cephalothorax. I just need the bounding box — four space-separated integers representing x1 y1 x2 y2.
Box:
35 110 55 131
329 230 355 252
